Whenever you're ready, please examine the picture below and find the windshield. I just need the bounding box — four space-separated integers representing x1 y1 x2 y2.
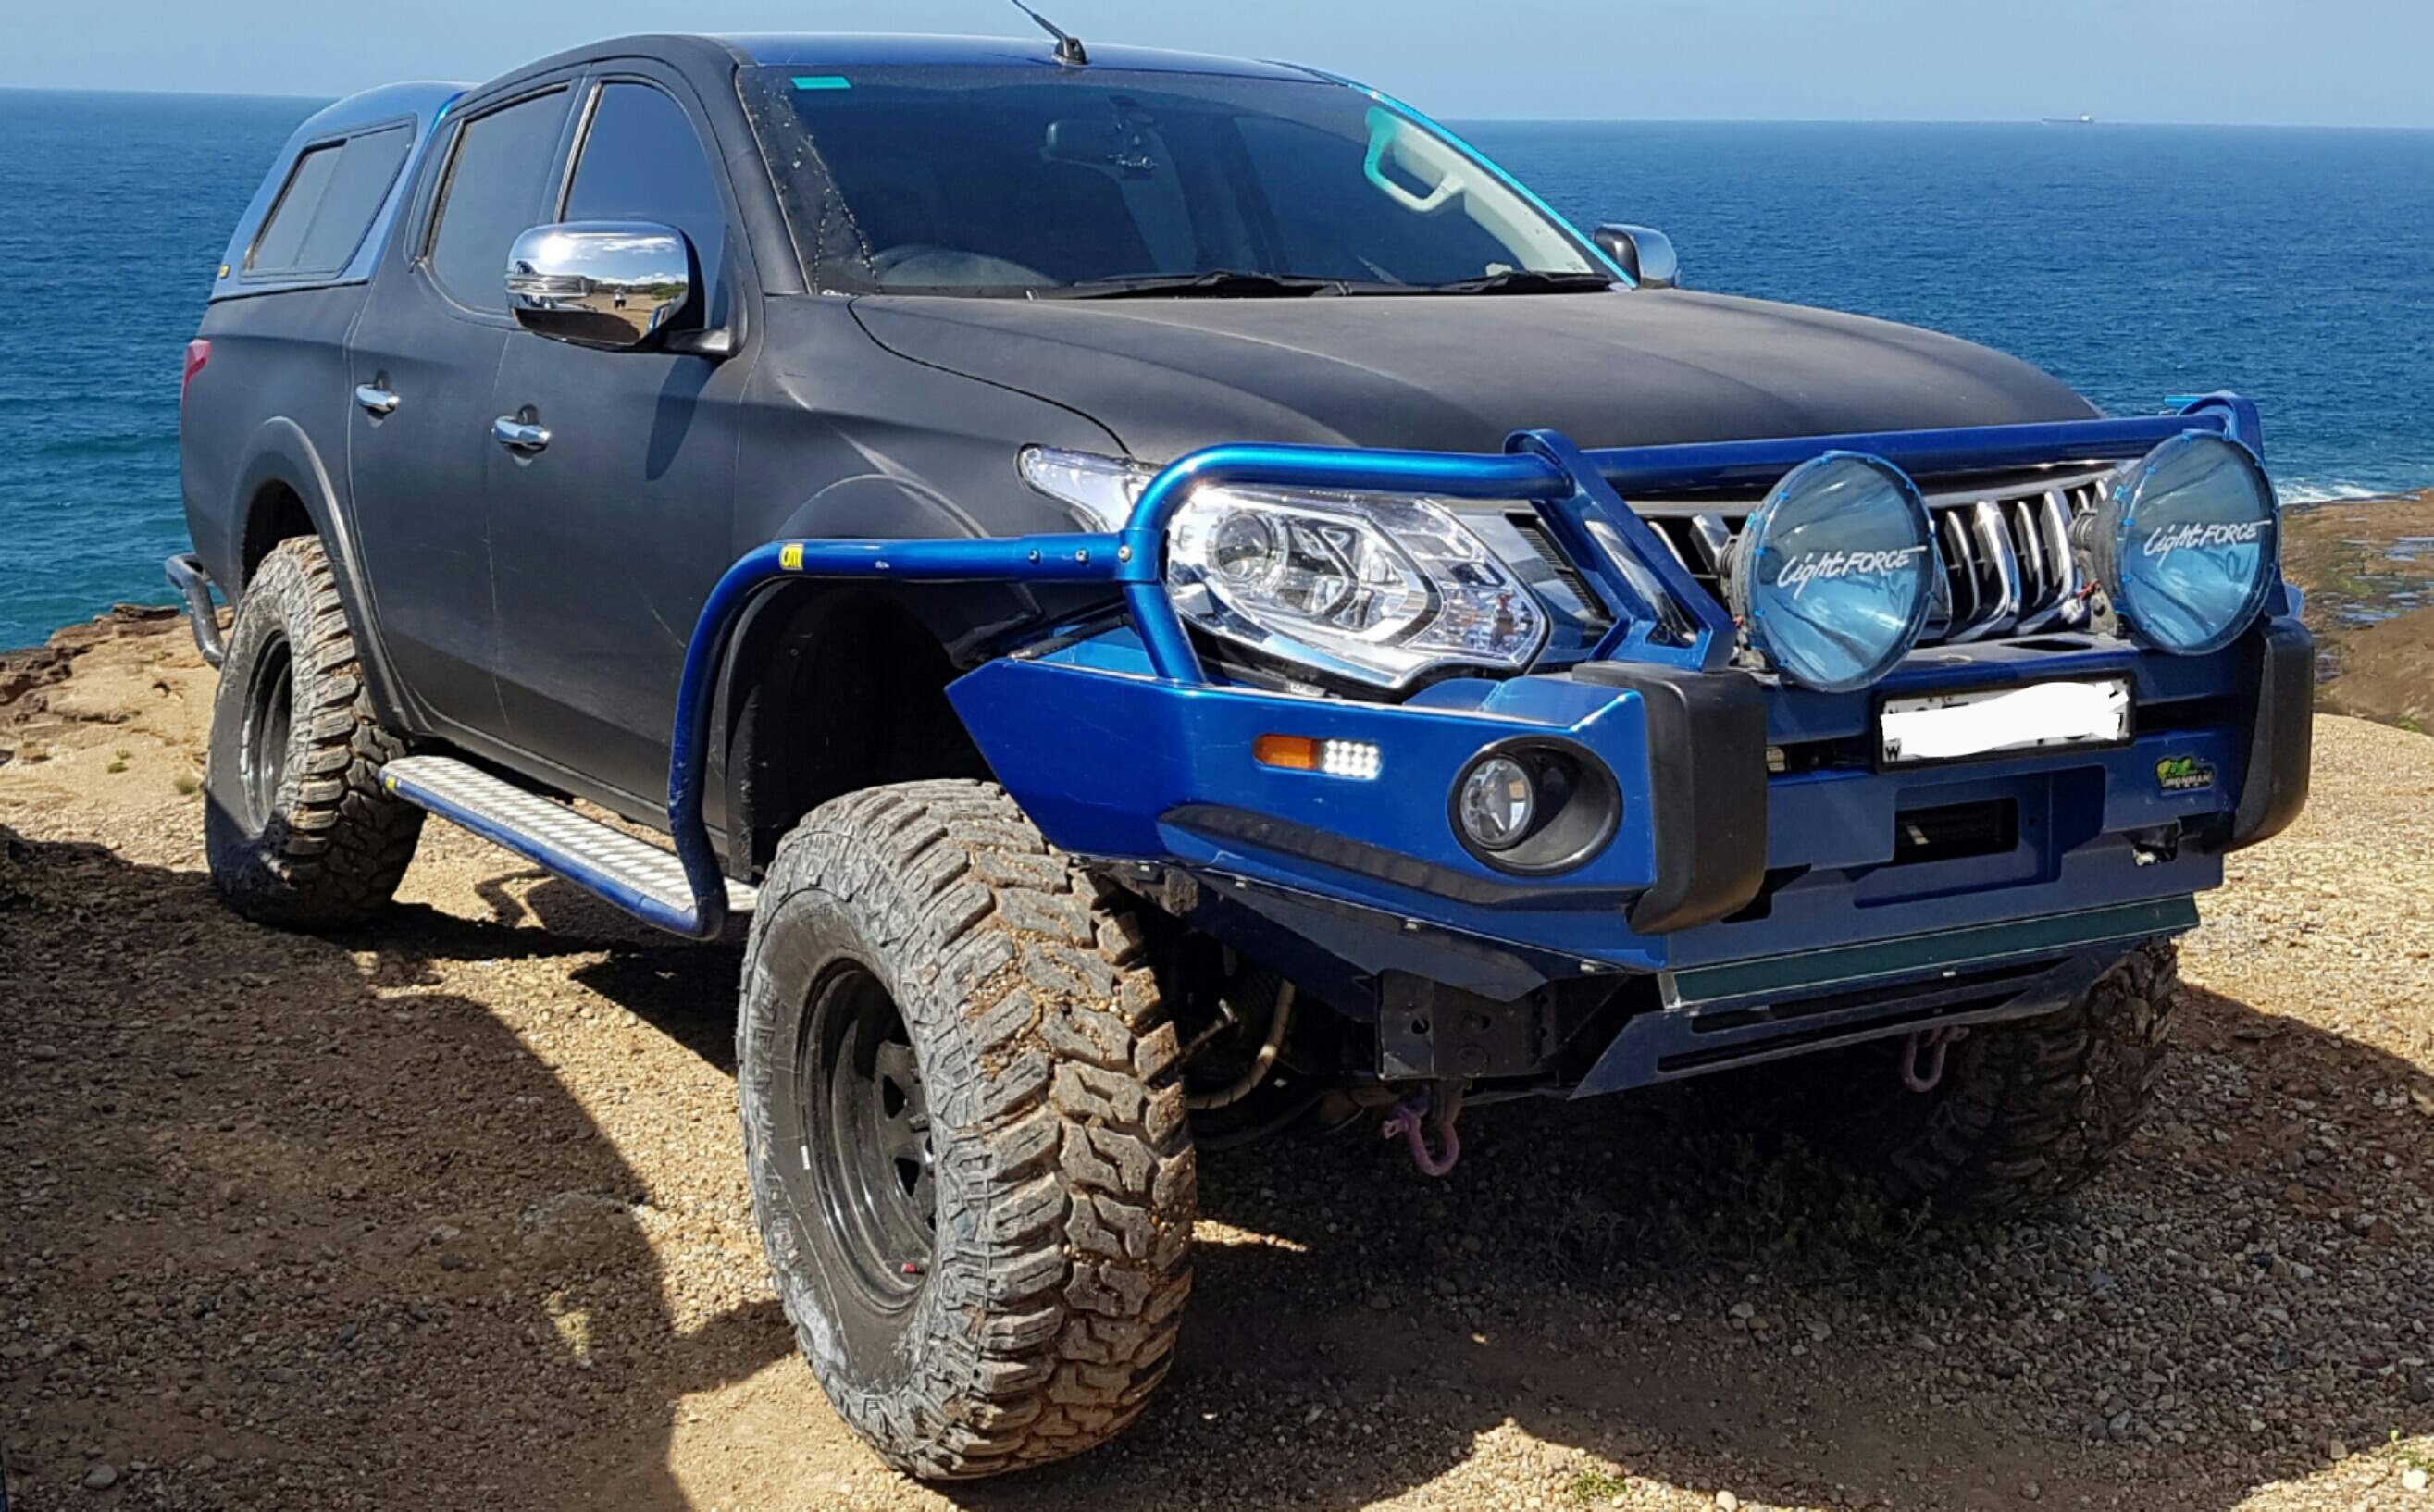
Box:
739 65 1605 294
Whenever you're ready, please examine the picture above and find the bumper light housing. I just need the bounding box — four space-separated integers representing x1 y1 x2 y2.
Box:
1448 739 1621 875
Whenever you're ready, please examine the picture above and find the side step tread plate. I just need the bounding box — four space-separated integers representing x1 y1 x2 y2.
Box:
381 755 754 918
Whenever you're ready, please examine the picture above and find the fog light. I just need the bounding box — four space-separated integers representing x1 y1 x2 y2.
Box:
1457 756 1537 850
1449 741 1622 875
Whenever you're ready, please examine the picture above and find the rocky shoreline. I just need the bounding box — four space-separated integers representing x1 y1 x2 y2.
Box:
2284 490 2434 732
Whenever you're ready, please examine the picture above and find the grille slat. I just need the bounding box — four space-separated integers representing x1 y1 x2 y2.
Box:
1615 469 2108 653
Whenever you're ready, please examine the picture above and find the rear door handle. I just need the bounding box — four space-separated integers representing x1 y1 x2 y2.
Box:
354 384 400 415
491 416 551 453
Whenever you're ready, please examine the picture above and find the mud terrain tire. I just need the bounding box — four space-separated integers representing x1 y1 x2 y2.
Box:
738 780 1194 1479
1833 941 2180 1215
205 537 422 926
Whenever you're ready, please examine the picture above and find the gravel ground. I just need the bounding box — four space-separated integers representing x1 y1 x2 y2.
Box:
2 612 2432 1512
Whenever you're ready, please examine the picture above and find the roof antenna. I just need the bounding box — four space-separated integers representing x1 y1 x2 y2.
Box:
1008 0 1088 65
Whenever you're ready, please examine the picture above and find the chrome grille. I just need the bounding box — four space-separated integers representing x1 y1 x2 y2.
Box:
1634 469 2116 649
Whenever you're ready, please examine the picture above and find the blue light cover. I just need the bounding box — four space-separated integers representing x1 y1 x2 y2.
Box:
1725 452 1938 692
2094 432 2278 655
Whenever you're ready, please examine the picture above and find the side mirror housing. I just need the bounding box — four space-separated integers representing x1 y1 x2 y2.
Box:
505 221 695 350
1593 224 1680 290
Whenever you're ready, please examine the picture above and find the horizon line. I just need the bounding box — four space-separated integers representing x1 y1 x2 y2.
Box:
3 83 2430 131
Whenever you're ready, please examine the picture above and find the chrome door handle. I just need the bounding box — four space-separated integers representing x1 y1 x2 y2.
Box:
491 416 551 452
354 384 400 415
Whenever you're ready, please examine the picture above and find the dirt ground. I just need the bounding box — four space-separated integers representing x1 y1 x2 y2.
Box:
4 613 2434 1512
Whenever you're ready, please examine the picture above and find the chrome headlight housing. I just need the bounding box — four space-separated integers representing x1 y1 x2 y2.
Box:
1018 447 1547 688
1721 452 1939 692
1167 487 1548 688
2084 432 2278 655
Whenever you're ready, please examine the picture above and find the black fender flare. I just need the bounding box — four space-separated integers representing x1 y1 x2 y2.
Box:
228 416 412 726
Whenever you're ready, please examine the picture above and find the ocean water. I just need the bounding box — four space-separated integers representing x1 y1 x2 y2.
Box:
2 90 2430 651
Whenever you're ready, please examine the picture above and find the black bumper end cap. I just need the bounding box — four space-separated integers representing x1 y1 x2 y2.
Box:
1571 661 1769 935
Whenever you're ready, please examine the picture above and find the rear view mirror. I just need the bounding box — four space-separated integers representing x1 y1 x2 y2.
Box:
1594 223 1680 289
504 221 693 350
1041 116 1161 178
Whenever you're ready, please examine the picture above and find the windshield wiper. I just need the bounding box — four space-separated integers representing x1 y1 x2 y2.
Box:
1051 269 1363 300
1417 269 1619 295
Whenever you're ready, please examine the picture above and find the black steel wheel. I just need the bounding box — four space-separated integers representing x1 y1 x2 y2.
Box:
234 632 294 830
781 965 936 1317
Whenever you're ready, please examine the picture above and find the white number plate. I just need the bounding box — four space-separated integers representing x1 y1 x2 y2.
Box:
1880 678 2133 765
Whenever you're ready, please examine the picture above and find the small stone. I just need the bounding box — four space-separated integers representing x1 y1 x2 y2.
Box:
1908 1333 1940 1352
85 1463 118 1489
2328 1438 2349 1461
1808 1319 1832 1343
2402 1467 2428 1492
1364 1292 1391 1312
31 1044 59 1061
1716 1493 1740 1511
1730 1301 1756 1320
2021 1481 2043 1502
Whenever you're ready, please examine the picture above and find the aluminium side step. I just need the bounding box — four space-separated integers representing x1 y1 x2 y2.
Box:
380 755 754 925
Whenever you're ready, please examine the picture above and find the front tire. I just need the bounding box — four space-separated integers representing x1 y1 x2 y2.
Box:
204 538 422 926
739 781 1195 1479
1805 941 2180 1215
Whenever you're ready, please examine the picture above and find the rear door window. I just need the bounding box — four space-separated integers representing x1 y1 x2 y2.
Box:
561 82 728 284
425 89 571 313
246 124 414 279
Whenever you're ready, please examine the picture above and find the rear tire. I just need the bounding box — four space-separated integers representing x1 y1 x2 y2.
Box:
738 780 1194 1479
204 537 422 926
1757 941 2180 1216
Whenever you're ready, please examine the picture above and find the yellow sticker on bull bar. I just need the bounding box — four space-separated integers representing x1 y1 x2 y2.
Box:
780 543 804 571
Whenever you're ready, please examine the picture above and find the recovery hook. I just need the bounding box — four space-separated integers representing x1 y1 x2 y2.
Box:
1382 1082 1465 1178
1901 1025 1970 1093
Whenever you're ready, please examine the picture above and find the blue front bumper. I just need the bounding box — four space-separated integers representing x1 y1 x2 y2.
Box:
950 613 2307 999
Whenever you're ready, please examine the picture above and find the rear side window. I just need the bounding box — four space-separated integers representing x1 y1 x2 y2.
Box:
426 90 570 313
246 125 414 279
562 83 728 283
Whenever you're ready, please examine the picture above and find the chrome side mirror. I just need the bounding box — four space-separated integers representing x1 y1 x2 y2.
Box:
505 221 693 350
1593 223 1679 290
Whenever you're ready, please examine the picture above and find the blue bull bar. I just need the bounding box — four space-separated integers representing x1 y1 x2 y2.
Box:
647 400 2260 940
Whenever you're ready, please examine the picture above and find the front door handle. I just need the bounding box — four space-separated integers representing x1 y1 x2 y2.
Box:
491 416 551 453
354 384 400 416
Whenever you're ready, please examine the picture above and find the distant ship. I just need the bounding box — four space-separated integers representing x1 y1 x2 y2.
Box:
2043 113 2095 124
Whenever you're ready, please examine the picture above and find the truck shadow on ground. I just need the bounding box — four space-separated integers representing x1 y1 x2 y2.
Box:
7 836 2430 1512
0 835 784 1511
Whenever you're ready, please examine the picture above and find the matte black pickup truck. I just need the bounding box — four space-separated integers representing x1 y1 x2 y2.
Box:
175 27 2309 1478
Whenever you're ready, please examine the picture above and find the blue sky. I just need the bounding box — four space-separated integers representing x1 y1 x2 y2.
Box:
13 0 2433 125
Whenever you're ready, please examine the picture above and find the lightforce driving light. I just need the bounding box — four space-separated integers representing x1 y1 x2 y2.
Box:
2080 431 2279 656
1721 452 1939 692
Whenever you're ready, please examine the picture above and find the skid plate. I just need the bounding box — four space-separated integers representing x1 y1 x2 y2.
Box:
381 756 755 919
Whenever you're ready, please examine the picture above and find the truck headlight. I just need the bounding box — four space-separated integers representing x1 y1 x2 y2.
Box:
2082 432 2277 655
1167 487 1547 689
1721 452 1938 693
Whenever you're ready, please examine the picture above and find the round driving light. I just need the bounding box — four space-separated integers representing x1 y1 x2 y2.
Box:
1457 756 1536 851
2089 432 2277 655
1723 452 1937 693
